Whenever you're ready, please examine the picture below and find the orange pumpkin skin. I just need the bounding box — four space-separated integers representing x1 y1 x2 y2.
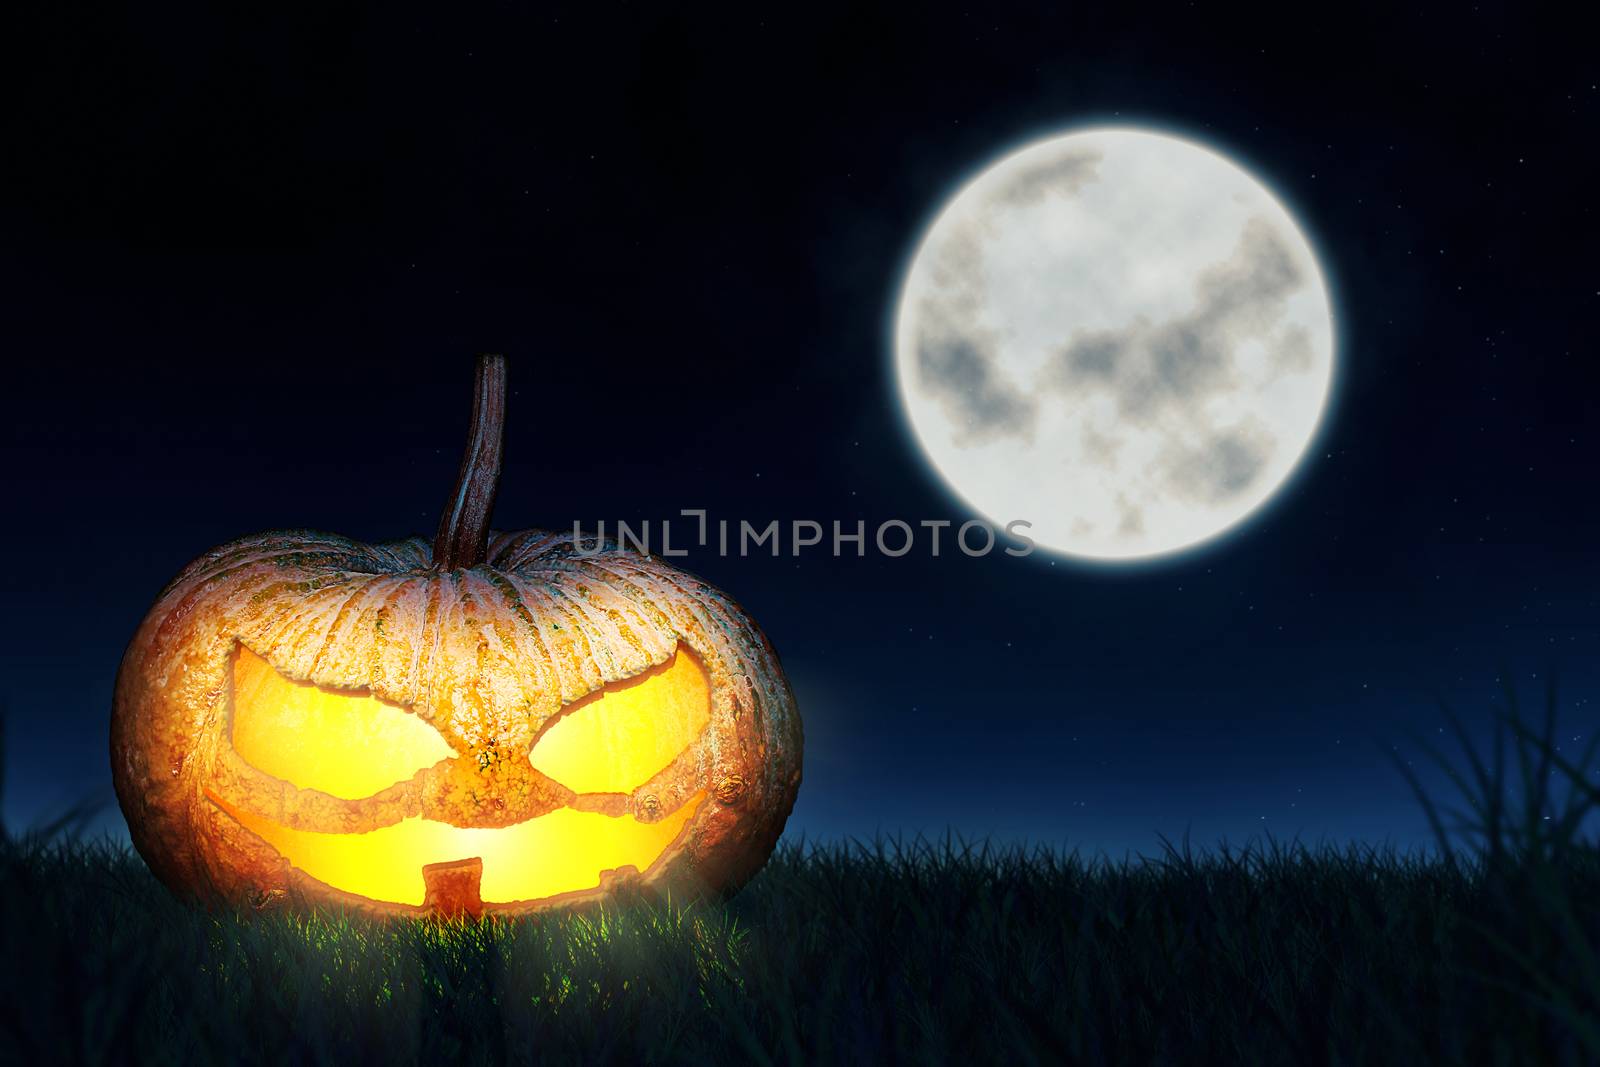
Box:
111 527 802 916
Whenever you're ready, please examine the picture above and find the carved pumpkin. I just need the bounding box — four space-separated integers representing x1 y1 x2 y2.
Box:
111 356 801 917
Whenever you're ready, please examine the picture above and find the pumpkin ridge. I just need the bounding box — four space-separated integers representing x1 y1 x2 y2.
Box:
364 577 412 691
489 528 569 571
268 575 384 675
460 575 526 750
238 570 357 628
298 577 393 680
160 532 381 596
542 578 628 682
416 570 447 735
247 576 384 679
373 536 433 570
511 565 681 695
147 547 314 657
488 572 562 719
563 557 684 645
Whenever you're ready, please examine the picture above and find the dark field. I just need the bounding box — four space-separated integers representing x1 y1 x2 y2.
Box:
5 703 1600 1065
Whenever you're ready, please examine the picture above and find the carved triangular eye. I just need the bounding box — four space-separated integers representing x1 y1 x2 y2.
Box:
529 647 712 794
230 646 455 799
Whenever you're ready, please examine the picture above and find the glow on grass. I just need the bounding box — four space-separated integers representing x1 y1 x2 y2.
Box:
529 647 712 794
231 646 455 800
215 791 705 905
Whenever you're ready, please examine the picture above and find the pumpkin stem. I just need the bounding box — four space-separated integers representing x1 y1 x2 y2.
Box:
433 354 507 570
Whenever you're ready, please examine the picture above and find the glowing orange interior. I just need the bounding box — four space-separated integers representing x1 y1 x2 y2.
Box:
224 646 713 906
529 648 713 792
232 647 456 799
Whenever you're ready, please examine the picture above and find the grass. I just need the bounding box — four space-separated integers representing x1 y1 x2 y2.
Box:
4 688 1600 1065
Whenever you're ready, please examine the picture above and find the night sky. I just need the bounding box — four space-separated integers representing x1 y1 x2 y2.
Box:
3 3 1596 857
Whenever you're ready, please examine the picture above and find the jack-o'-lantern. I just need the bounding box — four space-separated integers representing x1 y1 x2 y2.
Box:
111 355 802 917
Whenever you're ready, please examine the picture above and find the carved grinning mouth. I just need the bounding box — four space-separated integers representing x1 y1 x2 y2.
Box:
208 789 706 910
209 644 712 910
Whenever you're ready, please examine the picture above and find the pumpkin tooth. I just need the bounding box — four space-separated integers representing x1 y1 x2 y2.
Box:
421 857 484 919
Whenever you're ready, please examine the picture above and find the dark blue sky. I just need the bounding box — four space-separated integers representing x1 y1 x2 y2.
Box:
3 2 1596 857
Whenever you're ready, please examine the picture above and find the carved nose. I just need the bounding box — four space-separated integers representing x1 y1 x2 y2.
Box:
422 857 484 919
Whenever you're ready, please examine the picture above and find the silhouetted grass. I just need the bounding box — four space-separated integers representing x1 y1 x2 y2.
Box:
4 692 1600 1064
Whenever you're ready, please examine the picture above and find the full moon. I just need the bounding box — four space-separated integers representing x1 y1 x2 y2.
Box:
894 127 1335 561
